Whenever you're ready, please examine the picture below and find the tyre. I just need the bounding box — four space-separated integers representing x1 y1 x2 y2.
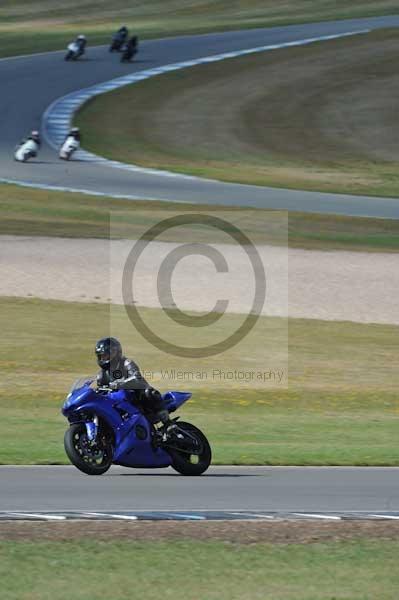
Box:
64 423 113 475
168 422 211 476
65 51 72 61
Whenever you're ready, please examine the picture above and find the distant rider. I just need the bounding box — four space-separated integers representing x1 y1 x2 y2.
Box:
64 127 81 142
115 26 128 43
95 337 169 423
76 34 87 55
127 35 138 52
110 26 128 52
27 130 41 146
123 35 138 60
18 130 41 154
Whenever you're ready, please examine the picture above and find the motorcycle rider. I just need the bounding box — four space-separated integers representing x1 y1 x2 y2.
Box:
110 26 128 51
115 26 128 43
27 130 41 145
76 34 87 55
95 337 169 424
123 35 138 60
65 127 81 142
118 25 129 37
59 127 80 160
17 130 41 154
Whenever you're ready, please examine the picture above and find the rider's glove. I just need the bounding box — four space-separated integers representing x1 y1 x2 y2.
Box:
109 380 120 391
145 387 162 404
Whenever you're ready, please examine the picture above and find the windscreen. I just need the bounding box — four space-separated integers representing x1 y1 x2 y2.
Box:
68 377 94 395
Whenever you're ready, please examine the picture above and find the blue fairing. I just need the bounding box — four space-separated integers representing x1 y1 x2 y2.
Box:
62 383 189 468
162 391 192 412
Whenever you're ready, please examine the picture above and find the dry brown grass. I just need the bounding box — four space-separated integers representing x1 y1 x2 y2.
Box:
2 182 399 251
0 0 397 28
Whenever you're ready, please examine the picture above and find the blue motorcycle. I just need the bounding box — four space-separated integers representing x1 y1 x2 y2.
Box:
62 377 212 476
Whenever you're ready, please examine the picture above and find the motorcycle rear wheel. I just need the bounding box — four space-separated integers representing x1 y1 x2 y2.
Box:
64 423 113 475
168 422 212 476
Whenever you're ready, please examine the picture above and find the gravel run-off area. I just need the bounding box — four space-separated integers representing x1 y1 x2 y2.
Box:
1 236 398 325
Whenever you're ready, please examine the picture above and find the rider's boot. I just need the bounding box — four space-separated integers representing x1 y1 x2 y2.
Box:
155 408 170 424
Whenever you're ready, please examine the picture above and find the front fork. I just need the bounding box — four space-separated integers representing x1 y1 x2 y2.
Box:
85 415 99 443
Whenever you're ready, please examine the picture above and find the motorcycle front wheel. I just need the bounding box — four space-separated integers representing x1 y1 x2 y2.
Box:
168 422 212 476
64 423 113 475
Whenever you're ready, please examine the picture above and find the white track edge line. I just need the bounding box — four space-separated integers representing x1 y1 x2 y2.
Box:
83 512 139 520
292 513 342 520
7 512 66 520
2 511 397 520
1 509 395 513
0 177 150 200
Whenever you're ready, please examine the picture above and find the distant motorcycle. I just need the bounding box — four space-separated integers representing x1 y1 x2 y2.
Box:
65 42 84 61
121 37 138 63
110 33 127 52
14 139 39 162
62 377 212 476
121 46 137 62
59 136 80 160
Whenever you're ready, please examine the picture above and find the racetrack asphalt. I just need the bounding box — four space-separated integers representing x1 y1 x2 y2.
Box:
2 15 399 217
1 466 399 514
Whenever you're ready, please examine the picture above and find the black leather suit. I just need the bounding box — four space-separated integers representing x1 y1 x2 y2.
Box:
97 357 162 414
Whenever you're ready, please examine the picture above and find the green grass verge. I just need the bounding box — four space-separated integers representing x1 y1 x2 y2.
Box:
1 539 399 599
1 297 398 465
1 183 399 251
76 28 399 199
0 1 398 58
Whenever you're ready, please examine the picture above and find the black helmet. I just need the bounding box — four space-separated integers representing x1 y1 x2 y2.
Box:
95 337 122 369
